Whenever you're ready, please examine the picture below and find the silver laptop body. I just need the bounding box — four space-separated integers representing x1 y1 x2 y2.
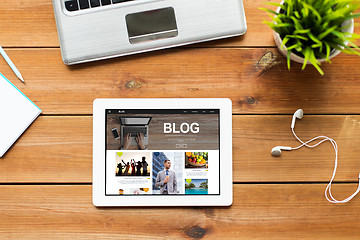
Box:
52 0 247 65
120 117 151 146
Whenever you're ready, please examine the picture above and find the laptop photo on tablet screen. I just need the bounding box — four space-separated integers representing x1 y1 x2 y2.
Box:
93 98 232 206
52 0 247 64
120 116 152 146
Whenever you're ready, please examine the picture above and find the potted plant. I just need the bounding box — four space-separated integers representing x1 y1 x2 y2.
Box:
261 0 360 75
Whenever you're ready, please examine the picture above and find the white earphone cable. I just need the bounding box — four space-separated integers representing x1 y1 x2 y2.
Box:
291 128 360 204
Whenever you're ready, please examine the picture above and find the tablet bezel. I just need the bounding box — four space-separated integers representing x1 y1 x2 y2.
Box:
93 98 232 206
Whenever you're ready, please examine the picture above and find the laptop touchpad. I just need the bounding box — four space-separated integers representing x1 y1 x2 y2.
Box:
126 7 178 44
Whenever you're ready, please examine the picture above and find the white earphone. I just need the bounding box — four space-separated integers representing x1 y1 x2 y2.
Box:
270 146 291 157
271 109 360 204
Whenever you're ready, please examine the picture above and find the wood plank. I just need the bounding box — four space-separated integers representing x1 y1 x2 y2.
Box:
0 0 358 47
0 116 92 183
0 184 359 239
2 115 360 183
234 115 360 182
2 48 360 114
0 0 59 47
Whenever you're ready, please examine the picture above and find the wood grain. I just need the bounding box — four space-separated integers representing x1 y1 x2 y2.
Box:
0 184 359 239
234 115 360 182
0 0 59 47
1 48 360 115
2 115 360 183
1 0 358 237
0 0 358 47
0 116 92 183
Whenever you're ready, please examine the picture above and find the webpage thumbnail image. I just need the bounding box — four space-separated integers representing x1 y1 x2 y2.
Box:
185 179 208 194
152 152 184 195
115 152 150 177
106 151 153 195
185 152 208 168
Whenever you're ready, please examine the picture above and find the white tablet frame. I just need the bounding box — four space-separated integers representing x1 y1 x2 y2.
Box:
93 98 232 206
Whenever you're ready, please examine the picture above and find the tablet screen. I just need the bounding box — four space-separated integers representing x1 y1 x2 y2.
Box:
105 109 220 196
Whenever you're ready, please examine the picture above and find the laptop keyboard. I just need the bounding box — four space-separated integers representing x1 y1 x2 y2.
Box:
123 127 147 137
65 0 135 12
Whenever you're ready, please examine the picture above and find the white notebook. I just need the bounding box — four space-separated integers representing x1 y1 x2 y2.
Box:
0 73 41 157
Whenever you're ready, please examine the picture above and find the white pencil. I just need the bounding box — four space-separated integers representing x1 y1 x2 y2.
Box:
0 45 25 83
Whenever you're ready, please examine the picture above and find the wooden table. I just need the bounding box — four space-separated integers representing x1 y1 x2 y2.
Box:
1 1 360 239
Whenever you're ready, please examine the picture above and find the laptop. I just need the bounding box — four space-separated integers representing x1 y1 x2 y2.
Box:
93 98 232 206
120 116 152 146
52 0 247 64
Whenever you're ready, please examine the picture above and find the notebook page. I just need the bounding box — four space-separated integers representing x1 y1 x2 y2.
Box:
0 73 41 157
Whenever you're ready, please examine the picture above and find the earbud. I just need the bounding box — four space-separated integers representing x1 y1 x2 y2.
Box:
271 108 360 204
291 109 304 129
271 146 292 157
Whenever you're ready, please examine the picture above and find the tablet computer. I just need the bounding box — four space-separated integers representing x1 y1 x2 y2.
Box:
93 98 232 206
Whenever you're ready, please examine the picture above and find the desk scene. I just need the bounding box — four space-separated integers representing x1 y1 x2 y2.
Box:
1 0 360 238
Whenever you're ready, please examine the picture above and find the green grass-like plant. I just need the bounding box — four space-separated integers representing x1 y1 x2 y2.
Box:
260 0 360 75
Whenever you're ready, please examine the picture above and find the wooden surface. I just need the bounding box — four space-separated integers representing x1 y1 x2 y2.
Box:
1 184 360 239
1 0 360 239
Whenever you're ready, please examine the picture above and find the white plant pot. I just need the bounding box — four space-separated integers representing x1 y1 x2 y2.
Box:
273 3 354 64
